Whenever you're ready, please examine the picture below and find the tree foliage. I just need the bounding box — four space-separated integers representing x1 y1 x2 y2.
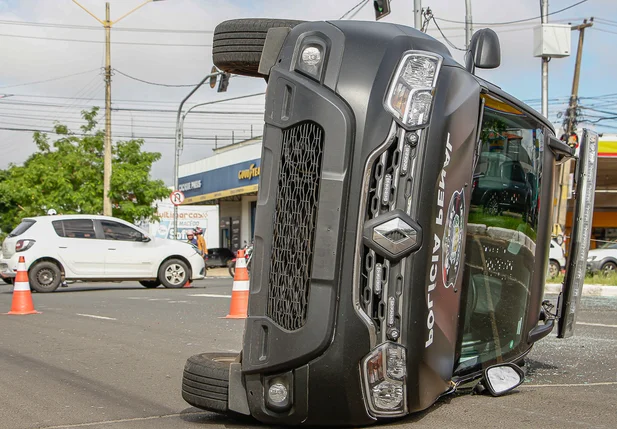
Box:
0 107 169 233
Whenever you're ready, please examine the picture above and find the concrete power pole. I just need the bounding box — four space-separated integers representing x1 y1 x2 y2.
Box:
564 19 594 136
465 0 473 50
541 0 549 118
414 0 422 30
72 0 163 216
104 2 112 216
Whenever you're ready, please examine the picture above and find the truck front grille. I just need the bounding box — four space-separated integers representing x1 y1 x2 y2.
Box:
358 127 419 343
267 122 325 331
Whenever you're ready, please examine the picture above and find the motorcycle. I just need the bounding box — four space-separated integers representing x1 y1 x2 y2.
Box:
228 242 253 277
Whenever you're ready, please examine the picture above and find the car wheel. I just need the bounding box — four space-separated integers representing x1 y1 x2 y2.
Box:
158 259 189 288
601 261 617 276
139 280 161 288
29 261 62 293
484 193 500 216
548 260 560 279
213 18 305 77
182 352 237 413
2 277 12 285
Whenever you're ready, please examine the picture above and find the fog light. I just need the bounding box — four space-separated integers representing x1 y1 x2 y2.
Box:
302 46 322 66
295 39 327 81
372 381 404 410
268 382 288 404
361 342 407 416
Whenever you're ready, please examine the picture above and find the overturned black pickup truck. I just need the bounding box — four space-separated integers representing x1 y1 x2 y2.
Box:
181 18 598 427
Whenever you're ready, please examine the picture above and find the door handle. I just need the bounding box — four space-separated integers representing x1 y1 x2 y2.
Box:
108 248 116 250
59 246 67 249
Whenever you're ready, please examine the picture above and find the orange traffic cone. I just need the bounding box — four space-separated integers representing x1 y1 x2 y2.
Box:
225 249 249 319
7 256 40 315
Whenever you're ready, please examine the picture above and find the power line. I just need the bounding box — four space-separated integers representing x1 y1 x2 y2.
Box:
0 33 211 47
0 68 100 89
0 125 247 142
434 0 587 25
431 16 466 51
0 19 213 34
114 69 209 88
592 27 617 36
339 0 369 20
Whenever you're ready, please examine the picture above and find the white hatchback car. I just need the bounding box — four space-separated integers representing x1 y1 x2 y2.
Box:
0 215 205 292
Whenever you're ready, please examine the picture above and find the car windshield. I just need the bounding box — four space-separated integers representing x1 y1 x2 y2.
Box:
8 219 36 237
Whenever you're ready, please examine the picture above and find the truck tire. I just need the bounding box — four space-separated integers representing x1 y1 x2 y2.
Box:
29 261 62 293
182 352 238 413
213 18 305 77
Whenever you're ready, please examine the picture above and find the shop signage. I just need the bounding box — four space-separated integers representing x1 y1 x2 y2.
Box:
238 164 260 180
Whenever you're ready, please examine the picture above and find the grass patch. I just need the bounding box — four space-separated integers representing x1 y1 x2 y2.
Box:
468 211 537 241
546 272 617 286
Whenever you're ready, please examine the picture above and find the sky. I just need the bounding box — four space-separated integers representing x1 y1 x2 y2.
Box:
0 0 615 185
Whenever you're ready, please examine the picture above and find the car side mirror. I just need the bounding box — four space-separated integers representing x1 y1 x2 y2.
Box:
479 363 524 397
465 28 501 74
141 236 151 243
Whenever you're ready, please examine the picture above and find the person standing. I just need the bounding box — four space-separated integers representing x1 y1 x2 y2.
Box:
195 227 208 256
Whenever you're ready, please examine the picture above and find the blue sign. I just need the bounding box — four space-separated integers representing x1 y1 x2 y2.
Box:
179 158 261 199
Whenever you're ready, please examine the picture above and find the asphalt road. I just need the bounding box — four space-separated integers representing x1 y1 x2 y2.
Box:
1 280 616 429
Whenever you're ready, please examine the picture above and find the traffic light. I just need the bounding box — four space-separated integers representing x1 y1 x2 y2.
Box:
374 0 391 21
217 72 230 93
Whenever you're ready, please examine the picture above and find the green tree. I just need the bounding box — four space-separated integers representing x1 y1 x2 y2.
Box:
0 107 169 233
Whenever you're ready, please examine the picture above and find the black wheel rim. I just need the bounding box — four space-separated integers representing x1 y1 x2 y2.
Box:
37 268 56 286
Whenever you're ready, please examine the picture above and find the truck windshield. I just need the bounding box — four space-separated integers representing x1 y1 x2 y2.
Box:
455 95 544 375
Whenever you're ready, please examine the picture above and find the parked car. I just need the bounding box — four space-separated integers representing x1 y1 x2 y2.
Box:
587 241 617 275
548 238 567 278
204 247 234 268
471 153 533 219
0 215 206 292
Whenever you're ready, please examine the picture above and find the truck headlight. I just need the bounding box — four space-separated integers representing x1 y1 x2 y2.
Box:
361 342 407 416
384 51 442 129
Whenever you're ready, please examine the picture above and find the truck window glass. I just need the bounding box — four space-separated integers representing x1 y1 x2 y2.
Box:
455 95 544 375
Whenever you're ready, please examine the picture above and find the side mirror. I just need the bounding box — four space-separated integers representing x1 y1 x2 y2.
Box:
480 363 525 397
465 28 501 74
141 236 151 243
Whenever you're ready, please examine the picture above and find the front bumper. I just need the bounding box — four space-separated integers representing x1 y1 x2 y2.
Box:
188 253 206 280
0 258 17 279
587 260 602 273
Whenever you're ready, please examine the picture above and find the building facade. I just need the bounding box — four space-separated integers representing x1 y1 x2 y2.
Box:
178 138 262 252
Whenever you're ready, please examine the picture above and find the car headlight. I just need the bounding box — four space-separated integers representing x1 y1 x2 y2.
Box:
361 342 407 417
384 51 443 129
587 255 597 262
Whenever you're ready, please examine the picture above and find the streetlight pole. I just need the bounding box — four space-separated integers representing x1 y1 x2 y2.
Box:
72 0 164 216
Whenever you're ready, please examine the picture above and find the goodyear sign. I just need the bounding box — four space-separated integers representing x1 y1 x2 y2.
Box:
179 158 261 204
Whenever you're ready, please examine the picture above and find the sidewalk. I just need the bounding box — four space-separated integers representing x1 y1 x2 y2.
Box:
206 267 232 278
545 283 617 297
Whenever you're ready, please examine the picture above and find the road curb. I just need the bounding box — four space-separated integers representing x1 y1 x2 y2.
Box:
545 283 617 297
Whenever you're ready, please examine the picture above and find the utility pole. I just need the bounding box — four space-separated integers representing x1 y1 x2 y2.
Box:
465 0 473 50
104 3 112 216
414 0 422 30
564 18 594 137
541 0 549 118
555 18 593 242
72 0 164 216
